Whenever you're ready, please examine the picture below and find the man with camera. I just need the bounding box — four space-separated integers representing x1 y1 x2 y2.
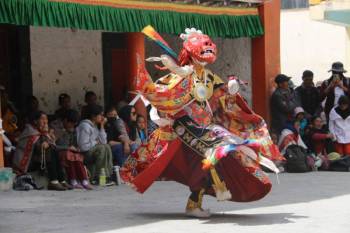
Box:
320 62 350 121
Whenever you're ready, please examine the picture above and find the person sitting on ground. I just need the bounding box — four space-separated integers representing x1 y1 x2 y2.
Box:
320 62 350 121
306 116 335 156
118 105 140 152
329 95 350 157
294 107 308 138
278 120 308 155
81 91 98 120
1 88 19 141
271 74 299 135
105 106 129 167
51 93 73 139
76 104 114 185
0 87 19 167
295 70 322 118
136 115 148 144
56 109 93 190
54 93 72 120
12 111 72 191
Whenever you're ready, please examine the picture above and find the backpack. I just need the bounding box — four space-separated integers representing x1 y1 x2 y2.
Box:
13 174 43 191
329 156 350 172
284 145 311 173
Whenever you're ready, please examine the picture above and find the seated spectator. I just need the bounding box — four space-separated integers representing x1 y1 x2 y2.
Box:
76 104 113 185
81 91 98 120
1 87 19 166
294 107 308 138
271 74 298 135
320 62 350 121
136 115 148 144
278 120 307 155
329 96 350 157
105 106 128 166
1 88 19 140
56 110 92 190
116 100 128 113
306 116 335 156
12 111 72 191
278 120 321 171
295 70 322 118
54 93 72 120
51 93 73 139
118 105 140 152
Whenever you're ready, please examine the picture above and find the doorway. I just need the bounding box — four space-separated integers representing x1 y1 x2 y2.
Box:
102 33 130 108
0 24 32 113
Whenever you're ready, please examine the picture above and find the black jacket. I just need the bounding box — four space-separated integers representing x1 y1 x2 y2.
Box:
295 85 321 117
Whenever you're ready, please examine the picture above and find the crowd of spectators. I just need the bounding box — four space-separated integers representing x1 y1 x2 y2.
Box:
2 90 155 191
271 62 350 171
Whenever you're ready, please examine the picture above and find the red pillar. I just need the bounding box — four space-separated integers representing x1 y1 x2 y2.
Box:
126 33 147 119
252 0 281 124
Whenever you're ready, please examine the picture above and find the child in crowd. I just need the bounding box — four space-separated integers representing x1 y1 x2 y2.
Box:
118 105 140 152
56 109 93 190
329 95 350 157
294 107 308 138
76 104 114 185
307 116 335 156
136 115 147 144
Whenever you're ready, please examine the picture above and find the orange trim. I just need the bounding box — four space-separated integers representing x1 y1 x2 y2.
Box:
50 0 259 15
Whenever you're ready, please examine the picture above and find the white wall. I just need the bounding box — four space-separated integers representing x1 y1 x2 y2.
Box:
30 27 104 114
281 9 347 86
145 34 252 104
30 27 252 114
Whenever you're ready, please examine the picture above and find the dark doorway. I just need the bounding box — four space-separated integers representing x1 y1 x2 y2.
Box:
0 24 32 113
102 33 130 108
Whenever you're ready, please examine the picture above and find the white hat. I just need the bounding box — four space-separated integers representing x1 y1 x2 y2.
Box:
294 107 305 117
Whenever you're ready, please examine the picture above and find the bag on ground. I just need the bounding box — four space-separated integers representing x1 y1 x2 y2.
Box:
329 156 350 172
284 145 312 173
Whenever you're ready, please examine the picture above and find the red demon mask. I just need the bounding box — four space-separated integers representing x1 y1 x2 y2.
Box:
179 29 217 66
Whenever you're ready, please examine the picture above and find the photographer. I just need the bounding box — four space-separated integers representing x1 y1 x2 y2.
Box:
321 62 350 121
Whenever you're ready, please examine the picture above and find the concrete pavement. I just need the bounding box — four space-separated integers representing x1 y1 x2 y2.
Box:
1 172 350 233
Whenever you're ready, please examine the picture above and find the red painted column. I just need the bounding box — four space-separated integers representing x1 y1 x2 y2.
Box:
126 33 147 119
252 0 281 124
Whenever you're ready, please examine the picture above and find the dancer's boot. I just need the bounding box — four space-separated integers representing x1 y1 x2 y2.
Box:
185 189 210 218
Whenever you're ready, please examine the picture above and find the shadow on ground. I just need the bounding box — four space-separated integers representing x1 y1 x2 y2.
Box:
135 212 307 226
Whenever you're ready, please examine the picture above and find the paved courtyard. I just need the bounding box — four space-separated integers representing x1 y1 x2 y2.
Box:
1 172 350 233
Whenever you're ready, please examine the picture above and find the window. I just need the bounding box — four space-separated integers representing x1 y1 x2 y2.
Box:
281 0 309 9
